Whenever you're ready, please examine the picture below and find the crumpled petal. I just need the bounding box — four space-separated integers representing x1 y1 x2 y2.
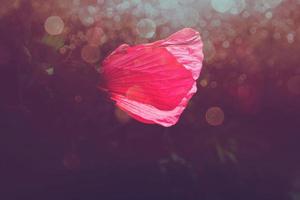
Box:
100 28 204 127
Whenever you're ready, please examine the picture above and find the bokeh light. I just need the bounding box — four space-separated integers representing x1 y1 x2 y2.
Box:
136 18 156 39
230 0 246 15
86 26 107 47
45 67 54 76
74 95 83 103
81 44 100 64
0 0 20 19
205 106 225 126
211 0 235 13
44 16 64 35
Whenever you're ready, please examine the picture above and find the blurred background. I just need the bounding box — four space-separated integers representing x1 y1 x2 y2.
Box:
0 0 300 199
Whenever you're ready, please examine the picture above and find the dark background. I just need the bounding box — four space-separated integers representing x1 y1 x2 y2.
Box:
0 0 300 199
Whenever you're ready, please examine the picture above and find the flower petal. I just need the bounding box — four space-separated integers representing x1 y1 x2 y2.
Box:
101 28 204 127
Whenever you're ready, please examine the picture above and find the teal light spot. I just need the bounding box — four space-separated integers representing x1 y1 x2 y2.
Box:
211 0 234 13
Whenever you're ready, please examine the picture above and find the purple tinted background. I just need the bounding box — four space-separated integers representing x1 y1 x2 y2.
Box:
0 0 300 200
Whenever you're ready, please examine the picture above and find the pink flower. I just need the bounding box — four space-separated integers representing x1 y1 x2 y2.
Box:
100 28 204 127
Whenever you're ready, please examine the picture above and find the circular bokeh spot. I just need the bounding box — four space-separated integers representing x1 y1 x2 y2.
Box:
86 26 106 47
211 0 234 13
205 106 225 126
81 45 100 64
44 16 64 35
136 18 156 39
